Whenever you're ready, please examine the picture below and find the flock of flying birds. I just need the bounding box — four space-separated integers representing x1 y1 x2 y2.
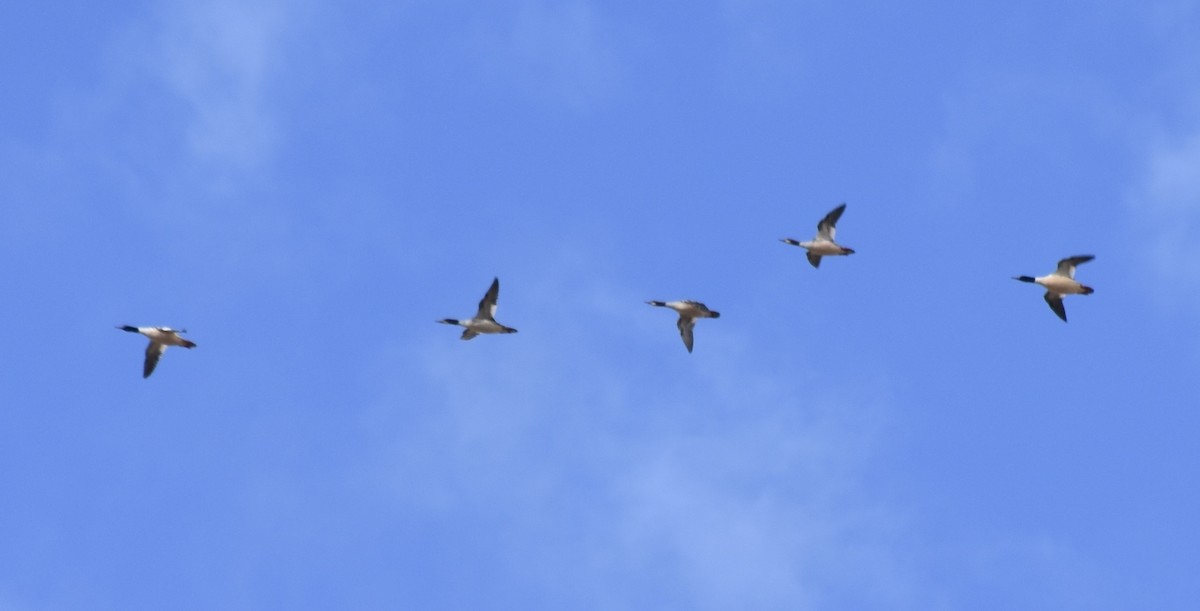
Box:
116 203 1096 378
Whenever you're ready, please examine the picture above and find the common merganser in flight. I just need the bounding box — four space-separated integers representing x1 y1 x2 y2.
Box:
438 277 518 340
1013 255 1095 322
781 203 856 268
116 326 196 378
646 300 720 353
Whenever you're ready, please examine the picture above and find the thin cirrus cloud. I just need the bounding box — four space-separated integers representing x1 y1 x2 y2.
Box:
0 2 299 217
0 0 295 262
148 0 293 173
1126 17 1200 313
353 267 911 608
714 0 809 102
470 0 622 111
34 0 321 279
1134 130 1200 304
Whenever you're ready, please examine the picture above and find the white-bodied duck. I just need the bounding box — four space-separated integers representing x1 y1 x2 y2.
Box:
117 326 196 378
1013 255 1095 322
646 300 720 353
438 277 518 340
781 203 856 268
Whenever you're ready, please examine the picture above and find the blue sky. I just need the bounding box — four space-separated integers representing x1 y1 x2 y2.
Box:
2 1 1199 609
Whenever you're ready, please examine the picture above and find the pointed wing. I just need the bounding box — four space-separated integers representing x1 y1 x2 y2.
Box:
1043 292 1068 322
460 328 479 340
476 277 500 321
143 342 167 378
676 316 696 353
806 252 822 269
816 203 846 241
1055 255 1094 279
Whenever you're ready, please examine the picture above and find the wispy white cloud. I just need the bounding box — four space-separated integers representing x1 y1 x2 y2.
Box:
150 1 291 172
0 592 30 611
1131 129 1200 307
0 1 310 277
357 263 914 608
926 70 1115 209
1126 9 1200 313
67 0 303 187
471 1 621 111
960 535 1108 610
608 405 905 609
715 0 808 103
43 0 323 278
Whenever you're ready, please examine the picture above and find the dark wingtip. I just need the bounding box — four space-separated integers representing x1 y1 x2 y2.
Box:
117 325 138 332
842 248 855 255
1013 276 1036 283
709 311 721 319
647 301 666 307
437 318 459 325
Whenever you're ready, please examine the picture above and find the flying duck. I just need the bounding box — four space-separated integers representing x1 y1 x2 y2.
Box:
438 277 518 340
117 326 196 378
1013 255 1095 322
646 300 720 353
781 203 856 268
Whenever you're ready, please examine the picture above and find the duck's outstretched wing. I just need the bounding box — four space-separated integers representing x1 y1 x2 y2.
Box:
1055 255 1094 278
143 342 167 378
1043 292 1068 322
816 203 846 241
677 316 696 353
476 277 501 320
